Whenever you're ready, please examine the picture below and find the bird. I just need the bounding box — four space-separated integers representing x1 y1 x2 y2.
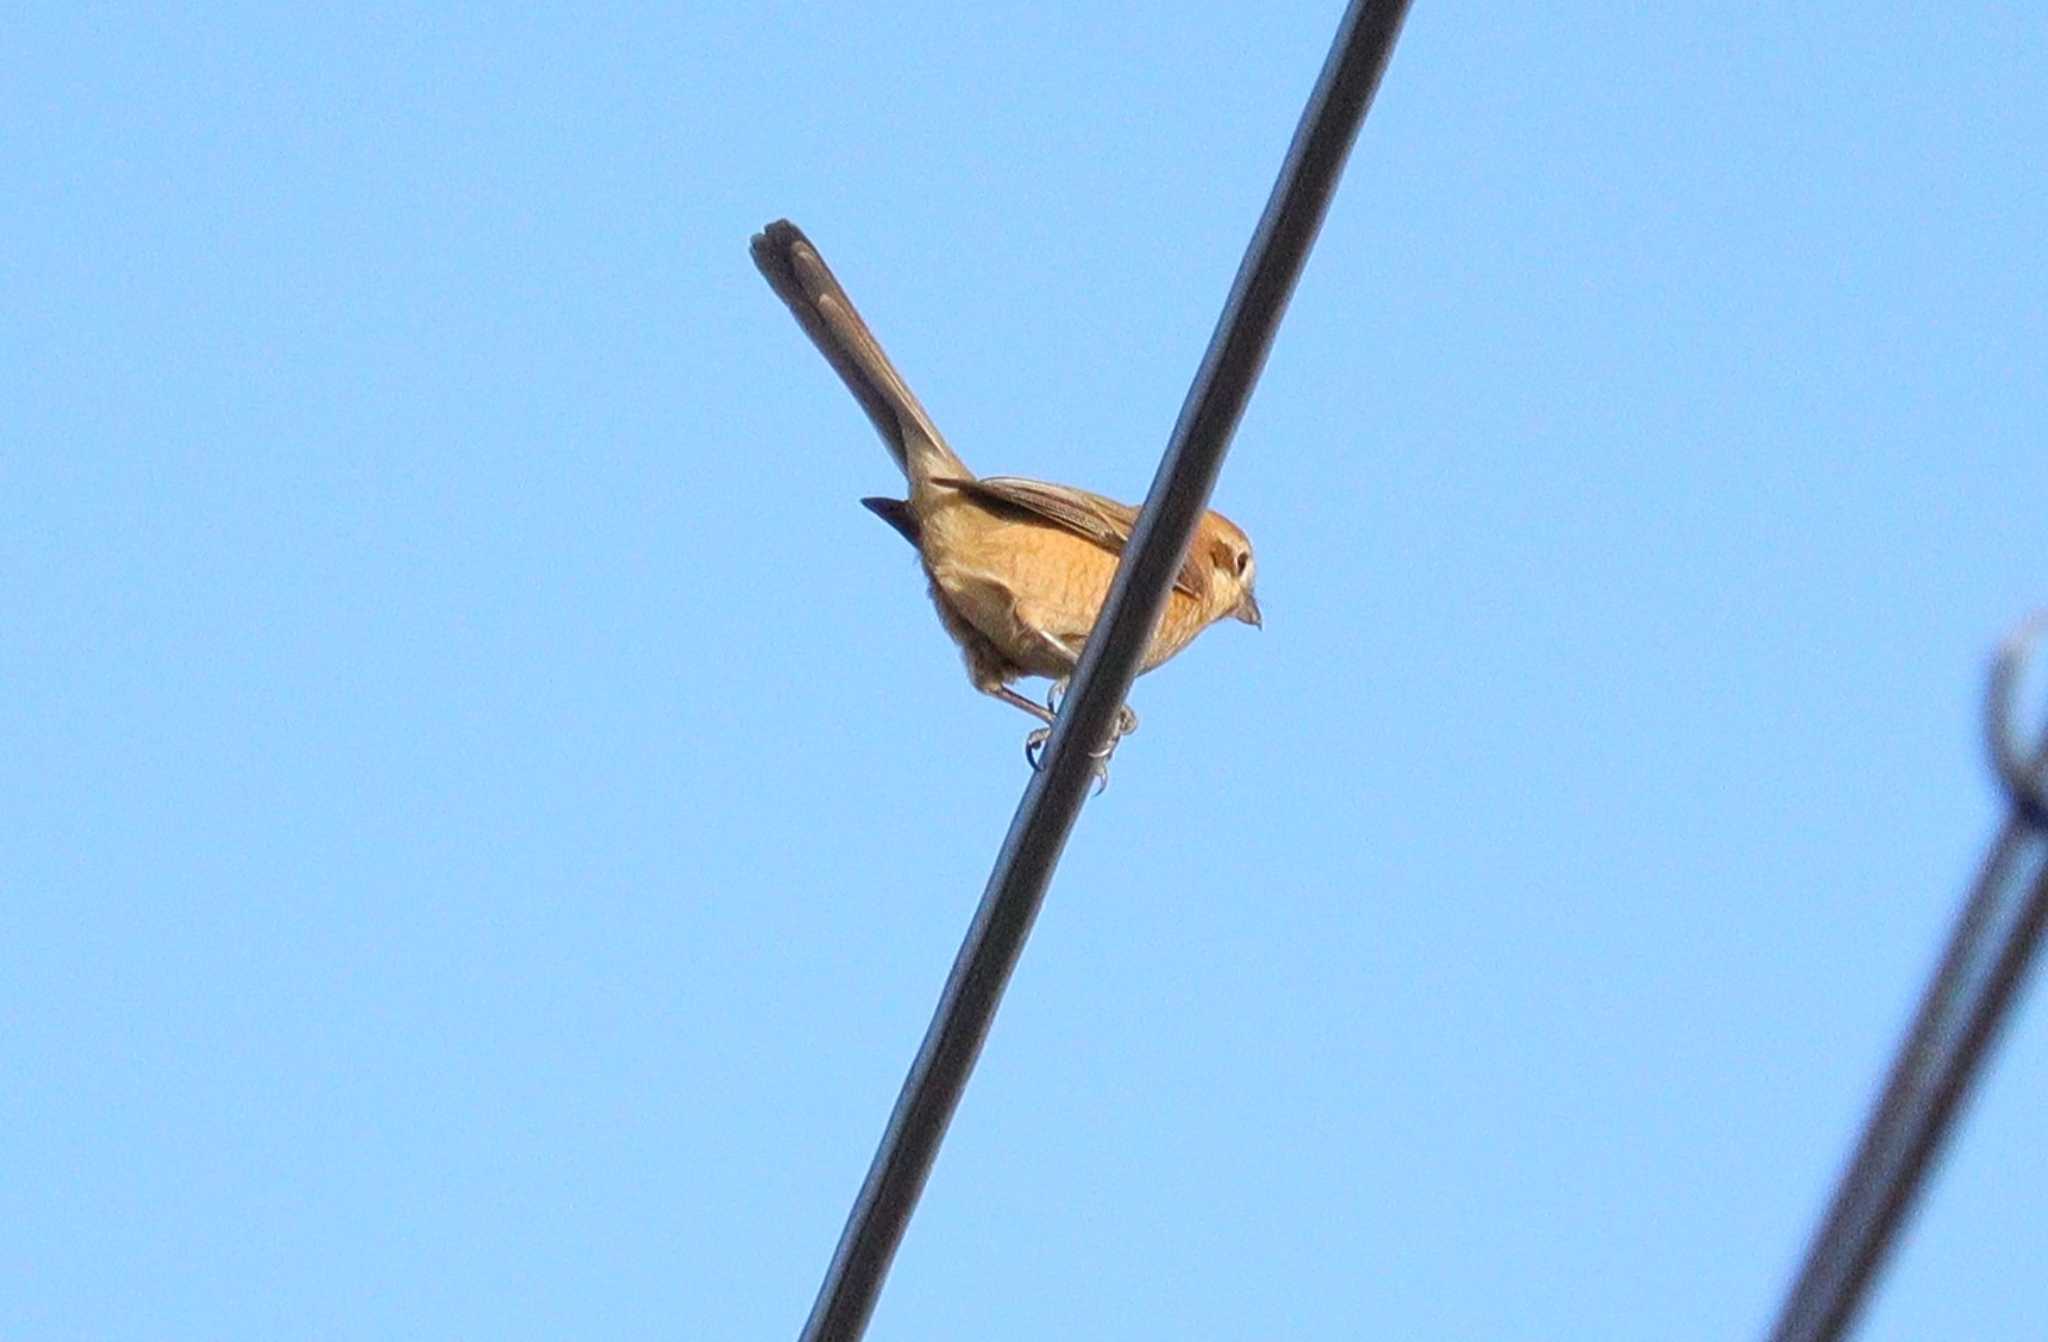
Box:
749 219 1260 774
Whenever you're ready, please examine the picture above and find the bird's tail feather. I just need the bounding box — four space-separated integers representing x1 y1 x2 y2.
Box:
751 219 972 488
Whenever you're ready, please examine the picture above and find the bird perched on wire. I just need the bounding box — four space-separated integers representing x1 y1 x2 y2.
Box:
750 219 1260 774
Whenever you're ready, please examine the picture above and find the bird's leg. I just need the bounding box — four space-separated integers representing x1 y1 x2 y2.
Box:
1026 681 1069 774
979 631 1137 787
985 685 1058 770
991 685 1055 726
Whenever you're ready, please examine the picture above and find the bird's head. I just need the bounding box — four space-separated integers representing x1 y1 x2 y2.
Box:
1196 511 1261 629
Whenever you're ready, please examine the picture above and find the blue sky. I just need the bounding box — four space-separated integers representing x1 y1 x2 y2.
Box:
5 3 2044 1337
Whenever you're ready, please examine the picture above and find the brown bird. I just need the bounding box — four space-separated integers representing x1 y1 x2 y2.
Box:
750 219 1260 766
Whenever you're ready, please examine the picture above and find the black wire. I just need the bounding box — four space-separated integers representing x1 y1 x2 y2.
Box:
1765 618 2048 1342
795 3 1413 1338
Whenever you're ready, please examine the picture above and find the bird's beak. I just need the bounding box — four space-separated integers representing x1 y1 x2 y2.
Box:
1235 592 1262 628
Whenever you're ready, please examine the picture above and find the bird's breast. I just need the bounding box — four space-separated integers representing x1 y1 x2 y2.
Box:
917 495 1213 678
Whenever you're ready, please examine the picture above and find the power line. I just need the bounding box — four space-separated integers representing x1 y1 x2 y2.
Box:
794 2 1414 1338
1765 613 2048 1342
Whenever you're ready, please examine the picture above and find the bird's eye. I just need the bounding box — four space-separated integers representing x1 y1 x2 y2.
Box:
1234 550 1251 576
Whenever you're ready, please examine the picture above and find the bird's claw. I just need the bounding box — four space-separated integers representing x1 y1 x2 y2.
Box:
1023 698 1135 794
1085 740 1114 795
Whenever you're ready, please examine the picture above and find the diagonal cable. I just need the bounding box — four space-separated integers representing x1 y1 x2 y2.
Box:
1765 612 2048 1342
796 2 1413 1338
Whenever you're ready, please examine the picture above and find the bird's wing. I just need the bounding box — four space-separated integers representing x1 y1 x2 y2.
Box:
932 476 1206 600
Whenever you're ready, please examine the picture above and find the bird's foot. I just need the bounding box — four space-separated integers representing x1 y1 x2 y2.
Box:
1084 738 1115 795
1024 707 1134 795
1026 730 1111 793
1041 681 1136 740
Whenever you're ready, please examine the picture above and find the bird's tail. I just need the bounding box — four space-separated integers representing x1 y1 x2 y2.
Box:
751 219 972 489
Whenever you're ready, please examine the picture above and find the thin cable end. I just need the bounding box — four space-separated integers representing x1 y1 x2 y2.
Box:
1987 610 2048 829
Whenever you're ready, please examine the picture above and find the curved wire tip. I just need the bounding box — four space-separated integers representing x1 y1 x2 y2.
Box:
1987 609 2048 830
